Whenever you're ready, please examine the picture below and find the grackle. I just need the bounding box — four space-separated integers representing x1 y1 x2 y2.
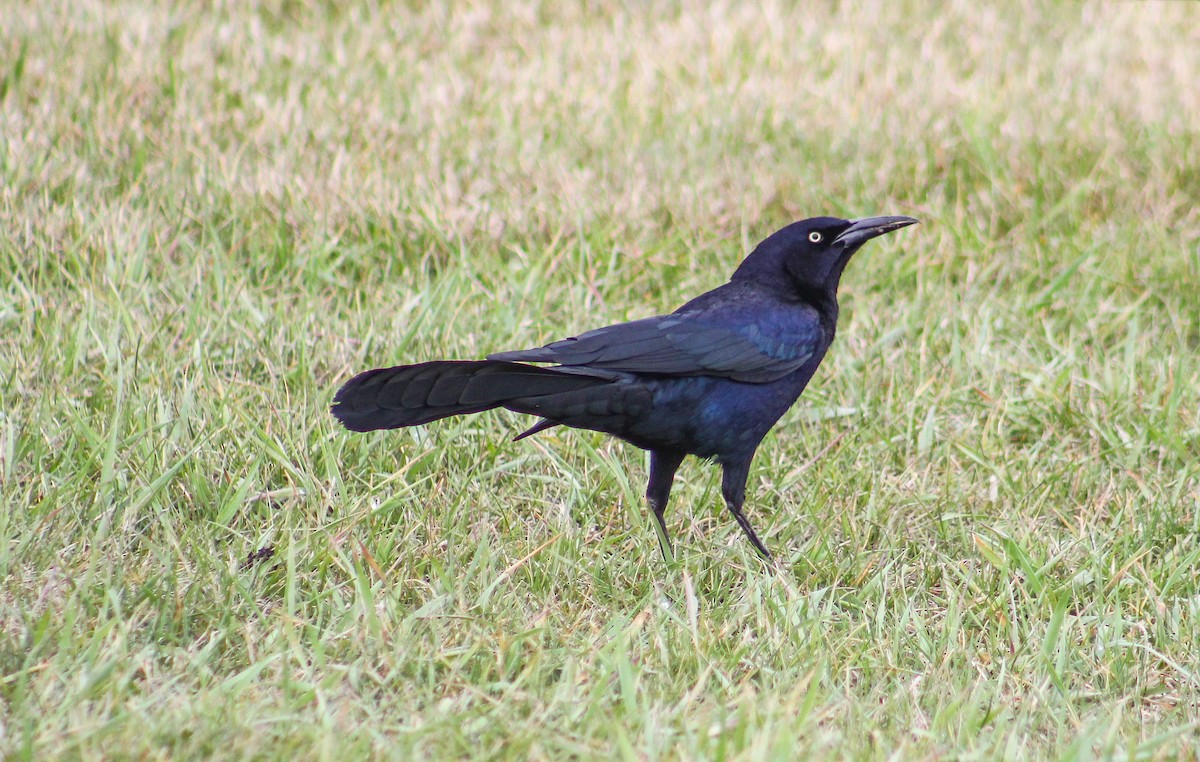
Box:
332 215 917 561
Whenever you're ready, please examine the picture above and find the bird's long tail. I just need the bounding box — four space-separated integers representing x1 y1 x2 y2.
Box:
331 360 613 433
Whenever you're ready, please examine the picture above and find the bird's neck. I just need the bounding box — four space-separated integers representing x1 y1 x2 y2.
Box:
790 282 840 321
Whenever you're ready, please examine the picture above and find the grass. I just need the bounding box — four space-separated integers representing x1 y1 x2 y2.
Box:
2 0 1200 758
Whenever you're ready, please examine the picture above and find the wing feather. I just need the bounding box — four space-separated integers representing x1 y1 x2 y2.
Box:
489 312 821 383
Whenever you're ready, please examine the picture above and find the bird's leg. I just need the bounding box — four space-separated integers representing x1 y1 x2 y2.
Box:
646 449 686 561
720 460 773 562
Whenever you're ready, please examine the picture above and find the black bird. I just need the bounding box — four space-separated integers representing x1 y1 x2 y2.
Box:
332 215 917 561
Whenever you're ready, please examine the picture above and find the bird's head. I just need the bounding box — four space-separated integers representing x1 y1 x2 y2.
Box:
732 215 919 297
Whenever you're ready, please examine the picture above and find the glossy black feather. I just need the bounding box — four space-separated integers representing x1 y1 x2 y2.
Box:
489 314 818 382
332 361 615 431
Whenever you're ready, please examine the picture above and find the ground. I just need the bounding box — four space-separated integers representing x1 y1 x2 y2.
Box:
2 1 1199 759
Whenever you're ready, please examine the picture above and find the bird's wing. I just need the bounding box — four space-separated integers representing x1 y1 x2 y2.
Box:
488 314 820 383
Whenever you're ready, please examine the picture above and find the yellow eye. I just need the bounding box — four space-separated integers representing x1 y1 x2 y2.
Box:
808 231 823 243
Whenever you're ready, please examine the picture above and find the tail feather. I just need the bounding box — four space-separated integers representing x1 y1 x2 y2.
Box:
331 360 612 433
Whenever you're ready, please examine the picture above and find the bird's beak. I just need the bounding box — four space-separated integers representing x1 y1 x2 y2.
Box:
833 215 919 248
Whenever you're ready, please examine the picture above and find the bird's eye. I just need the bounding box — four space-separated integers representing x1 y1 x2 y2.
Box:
808 231 823 243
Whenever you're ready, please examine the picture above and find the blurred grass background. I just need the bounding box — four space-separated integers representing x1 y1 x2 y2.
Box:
2 0 1199 758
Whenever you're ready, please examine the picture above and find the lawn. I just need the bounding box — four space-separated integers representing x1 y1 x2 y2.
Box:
2 1 1199 759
